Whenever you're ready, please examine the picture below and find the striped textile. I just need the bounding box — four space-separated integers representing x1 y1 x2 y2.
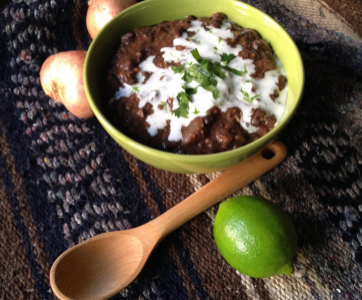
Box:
0 0 361 299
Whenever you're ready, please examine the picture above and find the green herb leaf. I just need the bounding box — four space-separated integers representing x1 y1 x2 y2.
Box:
193 107 201 115
211 62 226 79
189 70 219 99
170 64 186 74
218 38 221 44
173 107 188 118
131 86 140 94
191 48 201 61
214 47 218 50
186 49 224 99
207 85 220 99
173 91 191 118
250 94 260 101
240 87 259 103
198 60 225 79
186 86 198 95
220 53 236 65
223 65 245 77
181 71 193 83
240 86 251 102
161 101 167 111
188 64 198 73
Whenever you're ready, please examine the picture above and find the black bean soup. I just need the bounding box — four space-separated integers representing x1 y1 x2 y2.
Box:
105 13 287 154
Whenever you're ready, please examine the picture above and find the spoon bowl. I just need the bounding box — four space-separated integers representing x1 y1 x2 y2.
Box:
51 230 154 300
51 142 287 300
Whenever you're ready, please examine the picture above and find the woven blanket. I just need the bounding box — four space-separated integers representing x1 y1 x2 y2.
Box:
0 0 362 299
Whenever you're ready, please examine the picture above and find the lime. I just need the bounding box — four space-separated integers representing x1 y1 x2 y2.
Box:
213 196 297 278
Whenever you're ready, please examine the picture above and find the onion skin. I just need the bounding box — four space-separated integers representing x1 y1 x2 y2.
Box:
86 0 137 39
40 50 94 119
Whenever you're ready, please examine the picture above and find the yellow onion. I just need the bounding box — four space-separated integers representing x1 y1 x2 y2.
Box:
40 50 94 119
86 0 137 39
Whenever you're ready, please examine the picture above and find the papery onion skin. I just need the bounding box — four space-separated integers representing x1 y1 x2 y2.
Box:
86 0 137 39
40 50 94 119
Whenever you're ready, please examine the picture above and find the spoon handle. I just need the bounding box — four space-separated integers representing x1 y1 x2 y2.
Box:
150 142 287 238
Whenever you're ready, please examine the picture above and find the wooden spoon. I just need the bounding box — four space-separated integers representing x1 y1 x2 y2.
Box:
51 142 287 300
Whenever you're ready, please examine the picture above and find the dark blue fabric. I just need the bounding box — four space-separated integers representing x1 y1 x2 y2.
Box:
0 154 52 300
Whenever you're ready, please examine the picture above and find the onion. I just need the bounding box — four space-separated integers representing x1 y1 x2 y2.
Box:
40 50 94 119
86 0 137 39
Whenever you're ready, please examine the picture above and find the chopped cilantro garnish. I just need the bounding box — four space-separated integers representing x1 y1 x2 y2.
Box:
191 49 225 80
185 86 198 95
219 54 248 76
186 66 220 99
173 92 191 118
223 65 245 77
161 101 167 111
174 49 251 118
197 41 201 45
240 87 260 103
251 94 260 101
193 107 201 115
218 38 221 44
220 53 236 65
131 86 140 93
193 49 245 78
240 87 251 102
170 64 186 73
210 30 213 34
189 48 224 99
199 60 226 79
191 48 201 61
181 71 193 83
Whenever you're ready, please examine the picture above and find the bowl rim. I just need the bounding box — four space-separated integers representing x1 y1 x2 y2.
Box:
84 0 305 162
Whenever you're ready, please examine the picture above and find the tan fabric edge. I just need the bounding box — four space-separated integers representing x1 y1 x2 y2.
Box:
0 173 38 300
270 0 362 43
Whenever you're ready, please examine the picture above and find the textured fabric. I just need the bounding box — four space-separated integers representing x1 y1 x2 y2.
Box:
0 0 362 299
272 0 362 42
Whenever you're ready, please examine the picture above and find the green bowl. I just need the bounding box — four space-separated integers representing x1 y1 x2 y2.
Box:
84 0 304 174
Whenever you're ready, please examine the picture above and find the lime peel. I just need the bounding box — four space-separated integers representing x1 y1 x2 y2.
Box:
213 196 298 278
279 261 294 276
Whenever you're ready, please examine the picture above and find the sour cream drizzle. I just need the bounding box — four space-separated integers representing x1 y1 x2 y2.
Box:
114 19 288 142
